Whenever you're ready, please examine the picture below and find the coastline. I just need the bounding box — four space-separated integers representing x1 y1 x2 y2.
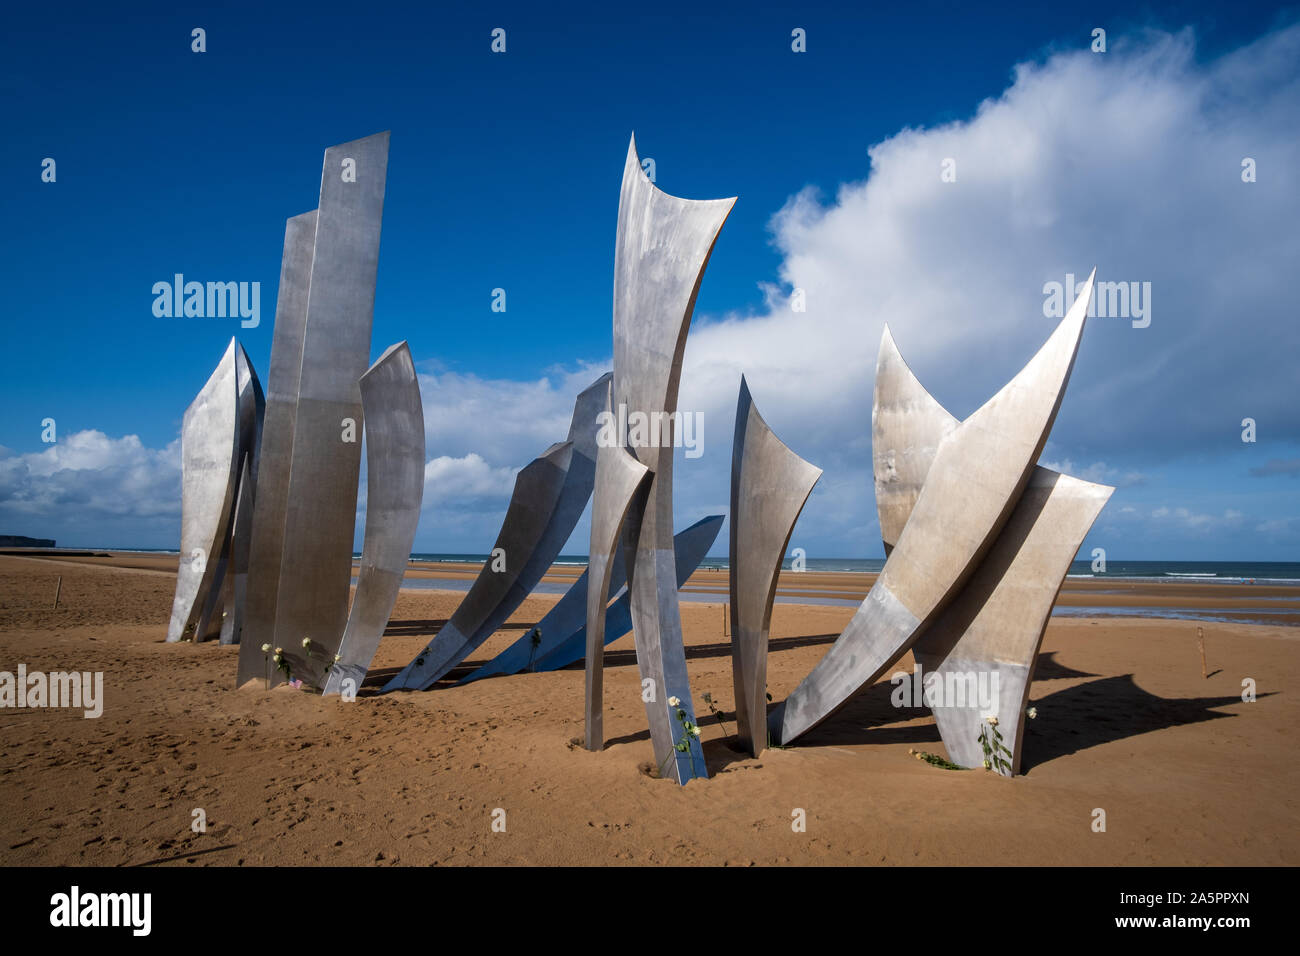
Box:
8 551 1298 627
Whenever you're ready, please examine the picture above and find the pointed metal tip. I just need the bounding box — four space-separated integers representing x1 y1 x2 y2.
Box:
877 325 906 372
1065 268 1097 326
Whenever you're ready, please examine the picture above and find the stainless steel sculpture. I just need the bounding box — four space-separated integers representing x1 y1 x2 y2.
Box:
914 470 1110 773
729 377 822 757
769 270 1097 746
218 456 254 645
586 136 735 782
581 513 725 749
215 344 265 645
242 132 391 689
551 514 723 674
457 515 722 697
463 513 723 684
583 379 651 749
873 327 1111 774
382 373 610 692
238 210 317 685
167 340 242 643
167 336 264 645
323 342 425 696
382 442 572 690
506 515 733 681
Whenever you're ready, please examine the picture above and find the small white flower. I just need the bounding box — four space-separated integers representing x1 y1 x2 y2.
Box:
1026 707 1037 720
986 715 999 726
302 637 311 648
689 725 701 737
334 654 341 663
261 643 271 653
667 696 680 707
275 647 283 655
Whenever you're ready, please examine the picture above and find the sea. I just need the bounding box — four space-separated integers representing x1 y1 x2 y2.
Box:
95 548 1300 625
106 549 1300 585
403 554 1300 585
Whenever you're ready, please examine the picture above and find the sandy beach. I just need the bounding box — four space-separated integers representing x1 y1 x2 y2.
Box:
1 551 1296 866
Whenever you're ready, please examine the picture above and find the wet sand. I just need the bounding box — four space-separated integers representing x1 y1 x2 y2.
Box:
11 550 1299 622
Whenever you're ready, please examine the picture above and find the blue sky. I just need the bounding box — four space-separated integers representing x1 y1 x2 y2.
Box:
1 0 1297 559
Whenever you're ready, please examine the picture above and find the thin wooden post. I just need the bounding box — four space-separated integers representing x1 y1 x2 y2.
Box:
53 575 62 610
1198 625 1207 679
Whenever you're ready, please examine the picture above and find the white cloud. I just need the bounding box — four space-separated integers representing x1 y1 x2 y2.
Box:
0 430 182 547
1040 459 1147 488
422 453 517 506
0 430 180 519
664 23 1300 555
417 364 608 465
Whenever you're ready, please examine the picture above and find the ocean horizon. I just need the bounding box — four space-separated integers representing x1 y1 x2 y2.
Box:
89 548 1300 585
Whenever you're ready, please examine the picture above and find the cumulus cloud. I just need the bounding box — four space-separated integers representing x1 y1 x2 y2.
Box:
1093 500 1255 544
686 25 1297 438
0 430 182 546
665 23 1300 556
0 431 180 517
1040 459 1147 488
422 453 518 505
407 365 612 548
417 364 608 465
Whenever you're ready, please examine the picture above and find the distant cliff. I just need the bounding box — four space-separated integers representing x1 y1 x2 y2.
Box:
0 535 56 548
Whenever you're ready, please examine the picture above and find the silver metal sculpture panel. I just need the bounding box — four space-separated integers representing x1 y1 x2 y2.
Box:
272 132 390 689
383 372 609 692
167 340 240 642
584 411 651 750
599 135 734 783
872 327 958 558
215 346 265 645
769 270 1096 745
873 328 1111 774
465 383 639 686
729 377 822 757
914 469 1110 773
324 342 425 696
169 337 264 647
521 513 723 677
462 536 629 684
383 442 573 690
237 210 317 685
196 557 229 641
219 455 254 645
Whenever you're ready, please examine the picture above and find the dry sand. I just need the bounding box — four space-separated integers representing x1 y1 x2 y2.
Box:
0 552 1296 866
